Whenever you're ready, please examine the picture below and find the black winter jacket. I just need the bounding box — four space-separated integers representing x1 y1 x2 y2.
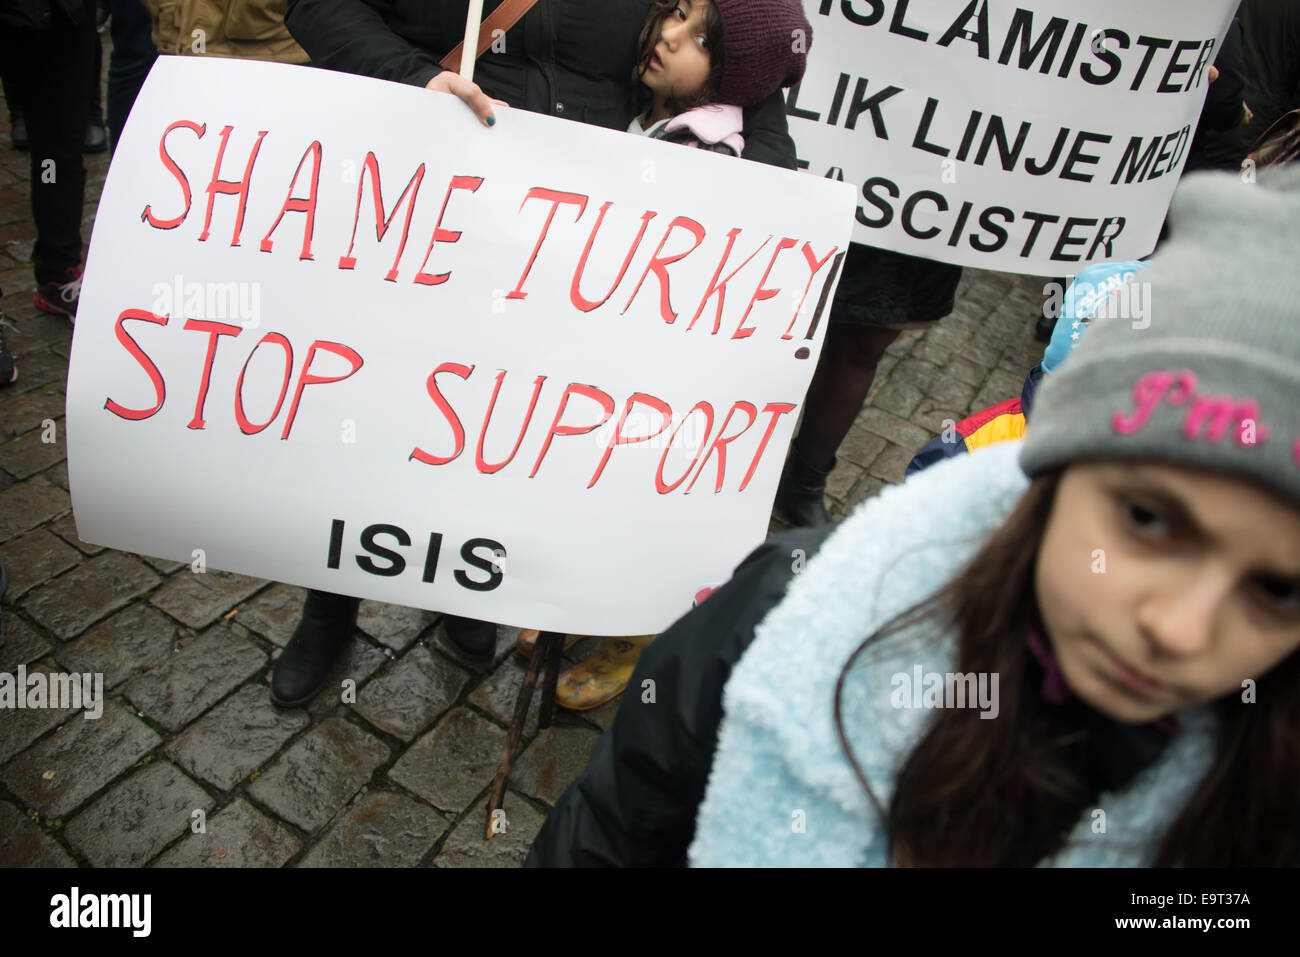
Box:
525 517 1182 867
1202 0 1300 170
282 0 798 169
525 524 834 867
0 0 92 29
1186 19 1247 175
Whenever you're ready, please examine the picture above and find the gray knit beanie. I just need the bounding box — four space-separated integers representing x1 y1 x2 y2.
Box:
1020 164 1300 508
712 0 811 108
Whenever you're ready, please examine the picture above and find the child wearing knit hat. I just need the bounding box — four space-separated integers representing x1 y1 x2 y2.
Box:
627 0 811 154
529 166 1300 867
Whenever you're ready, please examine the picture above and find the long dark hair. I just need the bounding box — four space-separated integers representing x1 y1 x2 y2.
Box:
833 471 1300 866
633 1 726 117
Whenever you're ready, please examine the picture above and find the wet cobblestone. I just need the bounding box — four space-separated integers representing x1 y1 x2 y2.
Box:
63 760 213 867
247 717 390 832
0 54 1051 867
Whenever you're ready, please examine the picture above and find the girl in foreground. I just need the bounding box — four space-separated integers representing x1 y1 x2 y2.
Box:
528 166 1300 866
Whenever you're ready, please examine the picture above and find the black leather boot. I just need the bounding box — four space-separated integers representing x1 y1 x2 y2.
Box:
10 111 28 152
1034 311 1056 343
442 615 498 662
773 447 835 527
270 590 360 707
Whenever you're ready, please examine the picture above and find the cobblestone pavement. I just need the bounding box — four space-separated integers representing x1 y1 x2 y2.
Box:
0 49 1047 868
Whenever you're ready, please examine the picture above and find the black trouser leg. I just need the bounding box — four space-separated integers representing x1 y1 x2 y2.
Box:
89 24 103 125
793 321 901 467
1 75 19 123
2 22 96 283
303 588 362 617
106 0 156 153
775 321 901 526
1036 276 1067 342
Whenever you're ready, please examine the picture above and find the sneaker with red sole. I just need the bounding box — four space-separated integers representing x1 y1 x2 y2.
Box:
34 267 82 323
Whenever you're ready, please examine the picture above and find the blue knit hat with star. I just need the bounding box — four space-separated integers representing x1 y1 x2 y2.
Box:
1041 260 1150 375
1022 165 1300 510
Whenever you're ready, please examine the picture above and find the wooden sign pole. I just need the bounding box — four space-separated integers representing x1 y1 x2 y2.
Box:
459 0 485 81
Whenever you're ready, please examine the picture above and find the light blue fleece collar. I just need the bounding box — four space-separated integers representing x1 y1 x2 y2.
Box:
689 441 1217 867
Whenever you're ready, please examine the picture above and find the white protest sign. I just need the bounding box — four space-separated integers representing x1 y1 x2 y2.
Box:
66 56 855 636
792 0 1238 275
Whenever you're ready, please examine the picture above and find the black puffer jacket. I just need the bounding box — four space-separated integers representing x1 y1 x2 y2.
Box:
525 524 834 867
1186 19 1248 174
1202 0 1300 170
283 0 797 169
0 0 92 29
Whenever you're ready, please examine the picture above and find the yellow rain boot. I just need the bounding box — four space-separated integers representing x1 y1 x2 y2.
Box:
554 635 654 711
514 629 578 659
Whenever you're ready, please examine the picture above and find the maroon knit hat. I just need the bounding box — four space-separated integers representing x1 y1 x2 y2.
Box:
712 0 813 108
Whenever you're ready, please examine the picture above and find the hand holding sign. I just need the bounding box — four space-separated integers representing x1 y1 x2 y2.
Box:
67 56 855 636
424 71 506 129
428 0 529 127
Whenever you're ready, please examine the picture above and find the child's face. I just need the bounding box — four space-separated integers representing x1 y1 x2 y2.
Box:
641 1 714 108
1035 461 1300 724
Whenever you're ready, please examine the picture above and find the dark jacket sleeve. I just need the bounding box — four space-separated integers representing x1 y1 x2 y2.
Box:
905 433 966 479
740 89 798 170
525 524 834 867
1201 19 1247 132
0 0 93 29
284 0 444 87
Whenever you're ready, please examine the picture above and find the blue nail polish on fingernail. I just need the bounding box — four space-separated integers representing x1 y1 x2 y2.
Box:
487 115 496 126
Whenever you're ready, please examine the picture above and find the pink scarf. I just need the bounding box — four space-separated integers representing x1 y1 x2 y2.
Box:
1026 627 1180 735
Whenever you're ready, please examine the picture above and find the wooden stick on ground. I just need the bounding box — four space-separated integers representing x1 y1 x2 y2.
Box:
484 631 563 839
